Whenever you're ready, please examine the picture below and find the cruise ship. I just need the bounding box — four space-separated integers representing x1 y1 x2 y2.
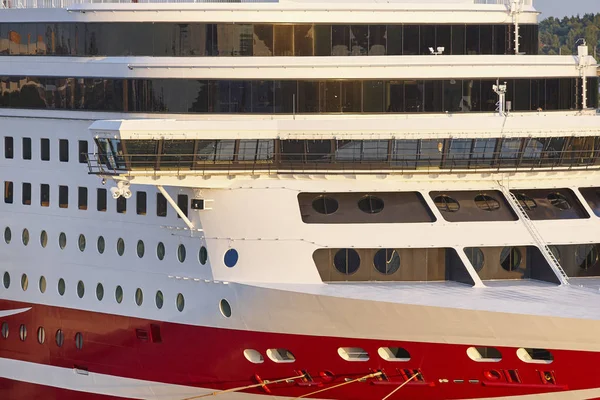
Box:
0 0 600 398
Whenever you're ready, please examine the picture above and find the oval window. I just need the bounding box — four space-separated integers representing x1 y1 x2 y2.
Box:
434 195 460 213
338 347 369 362
243 349 264 364
157 242 165 261
515 193 537 211
224 249 239 268
22 229 29 246
135 288 143 306
116 238 125 256
4 227 11 244
57 278 66 296
55 329 64 347
37 326 45 344
500 247 521 272
137 240 145 258
467 347 502 362
516 348 553 364
77 280 85 299
115 285 123 304
547 193 571 210
373 249 400 275
78 234 86 252
465 247 485 272
474 194 500 212
39 276 46 293
3 272 10 289
333 249 360 275
576 244 598 270
97 236 105 254
96 283 104 301
378 347 411 362
199 246 208 265
58 232 67 249
19 324 27 341
177 244 186 263
40 230 48 248
176 293 185 312
312 196 339 215
219 299 231 318
357 195 384 214
1 322 8 339
75 332 83 350
266 348 296 363
155 290 164 309
21 274 28 291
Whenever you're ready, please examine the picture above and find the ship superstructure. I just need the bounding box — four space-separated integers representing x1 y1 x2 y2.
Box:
1 0 600 399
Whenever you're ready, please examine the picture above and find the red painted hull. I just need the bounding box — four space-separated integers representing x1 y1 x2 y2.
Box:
0 299 599 399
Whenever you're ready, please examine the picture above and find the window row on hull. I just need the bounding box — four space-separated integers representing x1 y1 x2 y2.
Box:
0 23 538 57
1 77 596 114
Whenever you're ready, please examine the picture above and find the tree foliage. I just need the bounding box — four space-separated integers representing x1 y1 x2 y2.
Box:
539 14 600 56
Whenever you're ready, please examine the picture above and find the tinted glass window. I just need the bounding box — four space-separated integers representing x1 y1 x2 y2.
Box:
22 137 31 160
97 188 107 212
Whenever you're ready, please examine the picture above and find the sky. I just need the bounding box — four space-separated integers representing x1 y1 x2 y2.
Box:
535 0 599 18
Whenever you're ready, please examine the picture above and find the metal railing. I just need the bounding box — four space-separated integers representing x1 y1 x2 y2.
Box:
0 0 275 9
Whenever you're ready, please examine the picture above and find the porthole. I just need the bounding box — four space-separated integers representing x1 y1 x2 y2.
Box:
467 347 502 362
338 347 369 362
219 299 231 318
474 194 500 212
116 238 125 256
224 249 238 268
58 278 65 296
576 244 598 270
55 329 64 347
465 248 485 272
75 332 83 350
97 236 105 254
155 290 164 309
3 272 10 289
136 240 145 258
515 193 537 211
434 195 460 213
547 193 571 210
37 326 45 344
500 247 521 272
157 242 165 260
40 230 48 248
115 285 123 304
373 249 400 275
243 349 264 364
4 227 11 244
177 244 186 263
378 347 411 362
312 195 339 215
266 348 296 363
176 293 185 312
199 246 208 265
516 348 553 364
78 234 86 252
22 229 29 246
96 283 104 301
1 322 8 339
19 324 27 341
58 232 67 249
20 274 28 291
38 276 46 293
333 249 360 275
358 195 384 214
135 288 143 306
77 280 85 299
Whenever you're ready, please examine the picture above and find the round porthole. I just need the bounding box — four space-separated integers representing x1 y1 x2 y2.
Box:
137 240 145 258
312 196 339 215
219 299 232 318
434 195 460 213
515 193 537 211
19 324 27 341
115 286 123 304
78 234 86 252
474 195 500 212
373 249 400 275
40 230 48 248
177 244 186 263
75 332 83 350
22 229 29 246
77 280 85 299
58 278 65 296
199 246 208 265
576 244 599 270
333 249 360 275
465 248 485 272
358 195 384 214
55 329 64 347
96 283 104 301
243 349 264 364
4 227 11 244
97 236 105 254
116 238 125 256
547 193 571 210
3 272 10 289
500 247 521 272
21 274 28 291
157 242 165 261
135 288 143 306
1 322 8 339
176 293 185 312
224 249 239 268
58 232 67 249
37 327 45 344
39 276 46 293
155 290 164 309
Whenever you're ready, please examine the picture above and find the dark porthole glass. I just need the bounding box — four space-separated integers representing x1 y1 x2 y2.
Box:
199 246 208 265
78 234 86 252
155 290 164 309
75 332 83 350
77 280 85 299
137 240 145 258
176 293 185 312
333 249 361 275
58 278 66 296
97 236 105 254
220 299 232 318
1 322 8 339
22 229 29 246
516 193 537 211
177 244 186 263
3 272 10 289
500 247 522 272
4 227 11 244
548 193 571 210
115 285 123 304
39 276 46 293
96 283 104 301
135 288 143 306
434 195 460 212
37 326 45 344
40 230 48 248
58 232 67 249
224 249 239 268
465 247 485 272
117 238 125 256
474 195 500 212
312 196 339 215
21 274 28 291
373 249 400 275
19 324 27 341
55 329 64 347
358 195 385 214
157 242 165 260
576 244 598 270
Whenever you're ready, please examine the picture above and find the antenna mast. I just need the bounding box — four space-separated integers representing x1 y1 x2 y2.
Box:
510 0 523 54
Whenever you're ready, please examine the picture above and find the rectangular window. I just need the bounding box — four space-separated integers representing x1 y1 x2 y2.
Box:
22 138 31 160
59 185 68 208
59 139 69 162
157 193 167 217
78 187 88 210
78 140 88 164
41 138 50 161
4 181 13 204
4 137 13 159
116 196 126 214
136 191 147 215
40 184 50 207
22 182 31 205
97 188 107 212
177 194 188 218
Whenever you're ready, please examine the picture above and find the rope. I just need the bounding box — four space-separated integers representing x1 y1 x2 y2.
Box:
381 373 420 400
293 371 382 399
181 374 306 400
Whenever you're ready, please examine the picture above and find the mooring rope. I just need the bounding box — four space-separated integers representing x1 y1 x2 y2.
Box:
181 373 306 399
381 373 420 400
293 371 383 399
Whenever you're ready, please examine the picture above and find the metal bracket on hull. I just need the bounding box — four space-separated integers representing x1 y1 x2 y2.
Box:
156 185 196 231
